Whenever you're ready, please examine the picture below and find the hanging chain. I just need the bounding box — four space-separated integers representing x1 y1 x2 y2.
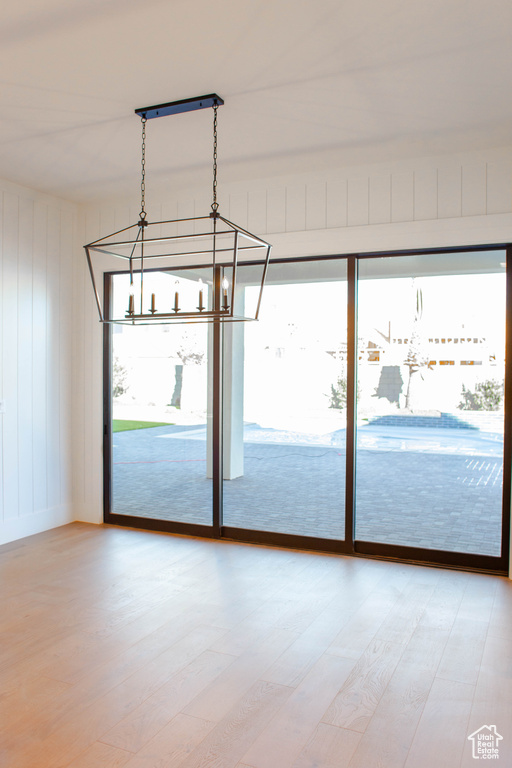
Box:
211 102 219 214
139 115 147 225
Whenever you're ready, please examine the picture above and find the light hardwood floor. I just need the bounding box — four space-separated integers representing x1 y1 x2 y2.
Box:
1 523 511 768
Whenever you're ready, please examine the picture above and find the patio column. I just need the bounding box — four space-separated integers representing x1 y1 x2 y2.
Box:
206 285 245 479
222 286 245 479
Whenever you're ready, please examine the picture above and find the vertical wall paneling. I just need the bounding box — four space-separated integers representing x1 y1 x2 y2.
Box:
487 160 512 215
462 163 487 217
369 174 391 225
17 196 34 518
90 209 107 524
437 165 462 219
2 193 19 520
161 199 179 238
248 190 267 236
59 209 73 509
326 179 348 228
391 172 414 222
32 201 48 515
347 177 369 227
194 194 211 234
72 209 86 517
147 201 162 239
82 209 100 525
46 206 61 514
285 184 306 232
413 168 438 221
113 205 132 233
177 198 195 235
306 181 327 230
229 192 249 230
266 186 286 234
0 182 76 544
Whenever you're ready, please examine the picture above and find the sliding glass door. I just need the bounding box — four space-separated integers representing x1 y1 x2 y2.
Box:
104 247 510 572
222 261 347 543
355 251 506 559
107 272 212 529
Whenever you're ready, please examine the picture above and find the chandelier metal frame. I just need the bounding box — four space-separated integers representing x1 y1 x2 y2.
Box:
85 94 272 325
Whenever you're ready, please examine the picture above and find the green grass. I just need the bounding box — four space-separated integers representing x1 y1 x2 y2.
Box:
112 419 174 433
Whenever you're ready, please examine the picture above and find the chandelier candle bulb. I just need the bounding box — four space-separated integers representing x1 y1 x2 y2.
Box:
127 294 134 316
174 289 180 313
198 280 204 311
150 293 156 314
222 277 229 311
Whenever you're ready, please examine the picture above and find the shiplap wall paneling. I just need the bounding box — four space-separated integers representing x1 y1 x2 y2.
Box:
0 185 75 542
81 208 103 524
72 209 86 517
369 175 391 225
413 168 438 221
160 200 178 237
2 192 19 522
59 208 74 510
266 187 286 235
248 190 267 235
347 177 369 227
230 192 249 231
286 184 306 232
487 160 512 215
462 163 487 217
178 198 195 236
193 194 211 234
306 182 327 231
437 165 462 219
93 208 113 521
326 180 348 229
391 172 414 223
32 201 48 516
46 205 61 516
17 196 34 519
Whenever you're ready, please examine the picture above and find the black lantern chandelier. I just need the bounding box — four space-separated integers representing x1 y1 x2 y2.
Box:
85 95 272 324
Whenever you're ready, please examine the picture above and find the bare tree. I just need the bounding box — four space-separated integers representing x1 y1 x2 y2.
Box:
404 285 429 410
170 329 205 408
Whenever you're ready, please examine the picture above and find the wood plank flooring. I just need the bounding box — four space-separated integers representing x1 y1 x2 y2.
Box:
0 523 511 768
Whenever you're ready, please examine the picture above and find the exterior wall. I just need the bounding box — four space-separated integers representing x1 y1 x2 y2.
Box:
0 179 77 544
75 146 512 575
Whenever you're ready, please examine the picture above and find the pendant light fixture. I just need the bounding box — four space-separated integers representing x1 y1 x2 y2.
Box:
85 95 272 324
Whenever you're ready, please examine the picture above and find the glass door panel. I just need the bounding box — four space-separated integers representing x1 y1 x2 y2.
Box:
355 252 506 556
110 273 212 525
222 261 347 540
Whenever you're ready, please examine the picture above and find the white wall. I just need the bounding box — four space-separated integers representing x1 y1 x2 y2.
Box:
0 179 77 545
69 147 512 578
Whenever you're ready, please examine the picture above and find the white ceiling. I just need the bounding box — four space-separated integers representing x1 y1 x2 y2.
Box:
1 0 512 202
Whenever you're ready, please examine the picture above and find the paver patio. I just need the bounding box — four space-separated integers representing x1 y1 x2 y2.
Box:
112 422 503 557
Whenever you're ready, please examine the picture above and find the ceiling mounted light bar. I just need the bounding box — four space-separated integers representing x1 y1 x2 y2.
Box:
85 94 271 325
135 93 225 120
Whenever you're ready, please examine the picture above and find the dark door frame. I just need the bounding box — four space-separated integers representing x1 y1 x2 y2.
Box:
103 243 511 574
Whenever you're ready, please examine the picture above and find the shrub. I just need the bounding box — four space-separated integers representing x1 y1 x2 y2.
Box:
329 376 347 409
328 376 360 409
112 356 128 398
458 379 503 411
